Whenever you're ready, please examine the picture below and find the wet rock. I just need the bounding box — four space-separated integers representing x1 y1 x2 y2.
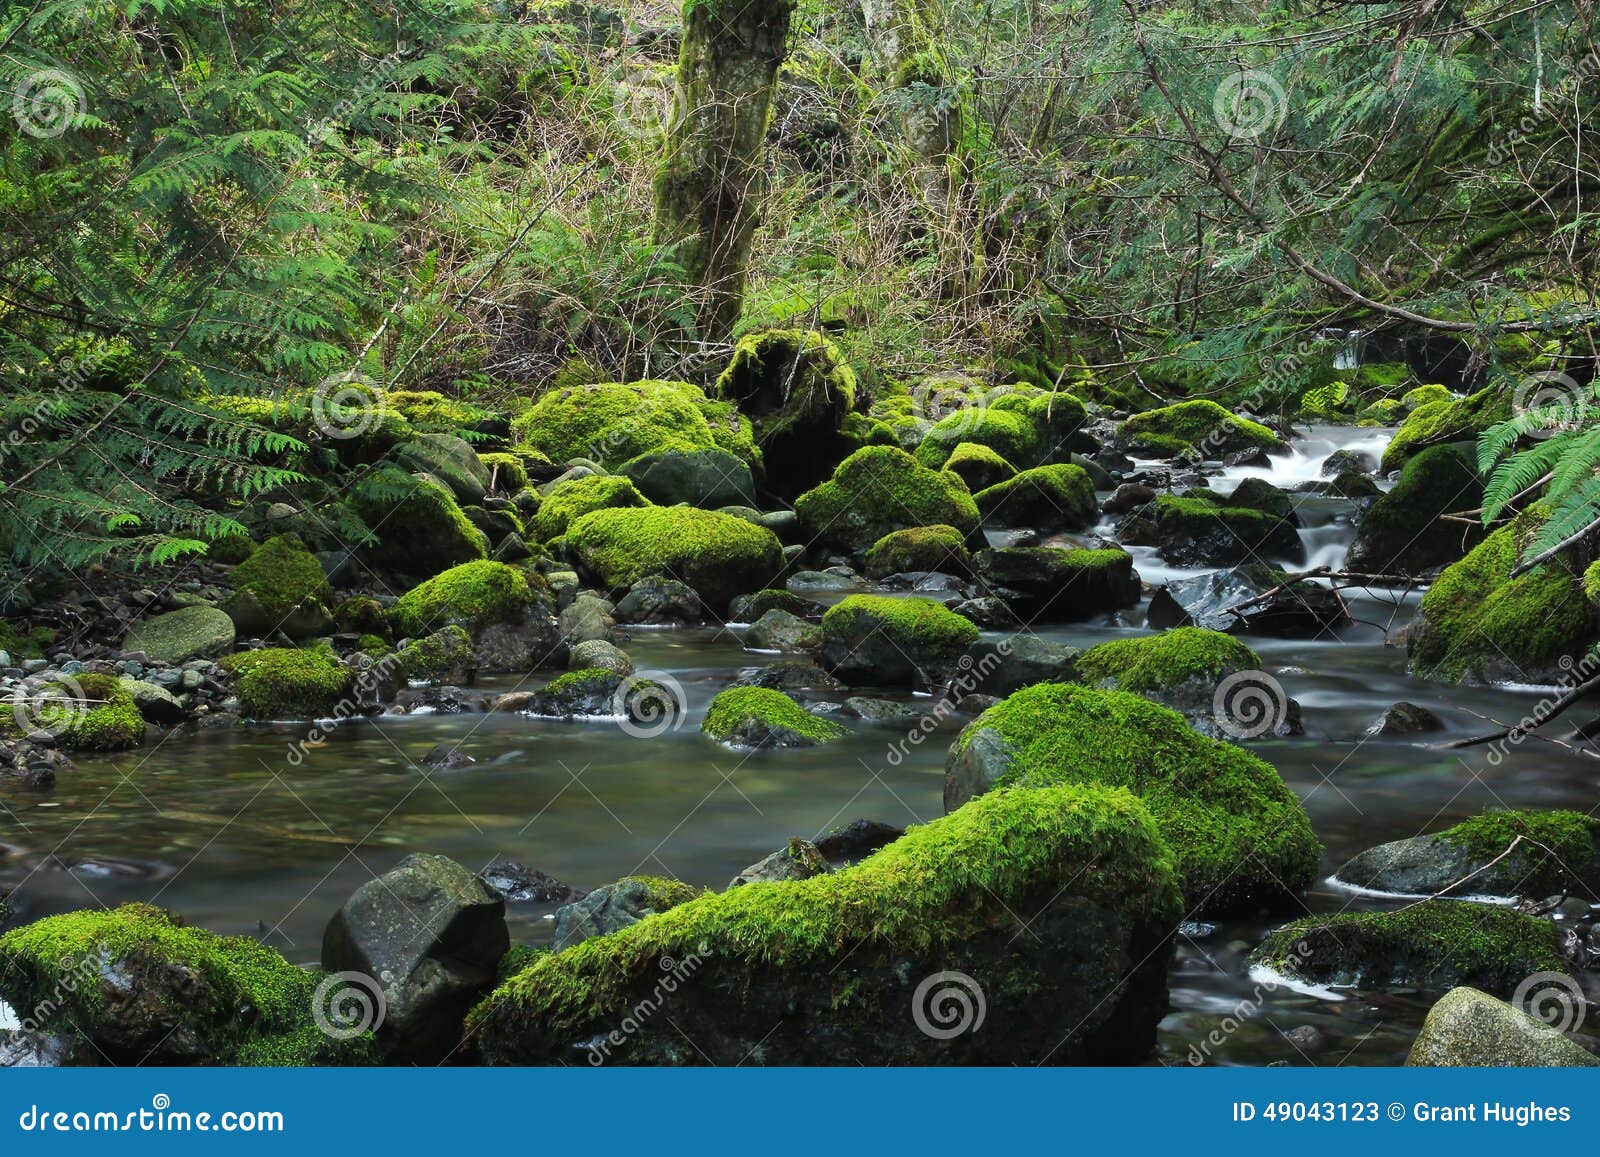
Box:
471 616 564 673
619 447 758 509
1406 987 1599 1067
843 696 921 724
568 639 632 675
1104 482 1156 515
744 609 821 652
973 547 1141 623
493 531 534 563
953 634 1078 698
1347 443 1484 577
118 677 186 724
521 669 631 718
729 588 817 623
1224 447 1272 469
949 596 1020 629
419 742 475 770
727 838 831 889
818 595 979 690
613 577 706 626
813 818 904 865
1321 448 1377 476
1335 810 1600 899
322 853 509 1064
1120 491 1303 567
558 594 615 645
1376 701 1443 734
1146 566 1348 636
1324 471 1382 499
119 605 235 665
701 687 846 748
729 661 844 693
551 876 705 952
481 861 586 905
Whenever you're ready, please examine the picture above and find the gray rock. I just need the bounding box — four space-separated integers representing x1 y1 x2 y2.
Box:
419 743 475 770
120 606 236 665
1406 987 1598 1067
745 609 820 652
558 595 614 645
727 838 831 889
1145 566 1348 636
552 877 701 952
954 635 1078 698
394 434 490 504
843 696 921 723
473 616 564 674
620 448 757 508
613 577 706 625
117 678 186 725
569 639 632 675
1377 701 1443 735
481 861 586 905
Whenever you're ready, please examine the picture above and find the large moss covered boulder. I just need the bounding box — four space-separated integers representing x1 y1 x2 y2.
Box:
393 433 492 504
914 406 1039 470
121 604 235 664
0 903 368 1065
973 464 1097 532
1347 443 1484 576
1251 901 1568 997
223 534 334 640
702 687 848 748
1406 987 1599 1067
795 446 979 552
974 547 1141 622
1120 491 1303 566
619 447 757 509
564 506 783 612
510 380 757 471
221 646 353 720
864 525 970 579
1407 516 1597 684
1381 386 1510 473
390 561 536 638
1336 810 1600 899
819 595 980 688
942 441 1017 492
529 475 649 540
352 466 489 577
945 683 1320 914
1120 400 1286 459
469 783 1182 1065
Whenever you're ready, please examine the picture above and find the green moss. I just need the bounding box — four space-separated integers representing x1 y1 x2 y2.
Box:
469 782 1180 1044
1347 442 1483 574
820 594 979 674
222 646 353 719
795 446 979 550
972 463 1096 529
1254 901 1567 994
914 407 1038 469
954 683 1320 912
397 624 474 682
356 633 392 658
332 596 387 636
0 903 371 1064
529 475 649 540
563 506 783 609
942 441 1017 491
228 535 331 619
511 381 756 470
1403 384 1453 411
33 673 144 751
351 466 489 575
1381 387 1510 472
0 621 57 660
206 534 256 565
842 412 898 448
1446 809 1600 893
864 524 970 578
389 560 534 638
1353 361 1413 391
1076 627 1260 693
479 452 529 492
1121 400 1283 457
716 329 857 416
1585 559 1600 602
702 686 849 745
384 389 492 430
1409 516 1596 682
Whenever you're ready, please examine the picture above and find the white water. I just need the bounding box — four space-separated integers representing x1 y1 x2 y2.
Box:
1212 425 1393 494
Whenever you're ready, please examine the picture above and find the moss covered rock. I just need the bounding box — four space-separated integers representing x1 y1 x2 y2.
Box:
26 673 145 751
352 466 489 577
973 547 1141 622
915 406 1039 470
1406 987 1600 1067
1120 491 1303 567
397 625 476 684
702 687 848 748
864 525 970 579
1347 443 1484 576
394 433 491 504
973 463 1097 532
564 506 783 612
389 560 536 639
1337 810 1600 899
222 646 353 720
120 605 236 664
1407 516 1597 684
470 783 1182 1065
1251 901 1568 997
529 474 649 541
512 380 758 471
1381 387 1510 473
618 447 757 509
943 441 1017 492
819 595 980 688
479 451 529 493
223 534 333 639
1121 400 1286 459
0 903 370 1064
795 446 979 552
945 683 1320 913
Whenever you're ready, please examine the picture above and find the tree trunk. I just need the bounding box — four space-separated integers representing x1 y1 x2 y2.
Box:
652 0 795 345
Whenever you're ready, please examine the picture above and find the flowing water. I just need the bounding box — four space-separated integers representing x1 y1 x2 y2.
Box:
1 424 1591 1066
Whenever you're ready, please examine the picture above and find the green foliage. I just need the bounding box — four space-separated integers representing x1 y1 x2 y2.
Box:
221 646 352 719
1479 383 1600 563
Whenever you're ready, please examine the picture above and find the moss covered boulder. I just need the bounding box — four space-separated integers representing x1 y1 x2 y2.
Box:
1120 491 1304 567
121 604 235 665
795 446 979 553
352 466 489 577
973 463 1097 532
864 525 970 579
942 441 1017 492
1406 987 1599 1067
469 783 1182 1065
511 380 758 472
974 547 1141 622
1251 901 1568 998
530 475 650 541
390 561 535 639
397 625 476 684
914 406 1039 471
618 447 757 509
1347 443 1484 576
1336 810 1600 899
1381 387 1510 473
564 506 783 612
222 646 353 720
223 534 334 640
819 595 980 688
393 433 491 504
1121 400 1286 459
702 687 847 748
0 903 369 1064
1407 516 1597 684
945 683 1320 914
22 673 145 751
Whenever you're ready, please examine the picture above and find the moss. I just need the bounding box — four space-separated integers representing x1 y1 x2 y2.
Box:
954 683 1320 912
397 625 474 682
33 673 144 751
529 475 649 540
563 506 784 609
972 463 1096 530
821 594 979 668
1381 387 1510 472
469 782 1180 1045
1253 901 1567 995
356 633 393 658
731 588 813 620
701 686 849 746
479 452 529 492
352 465 489 575
222 646 353 719
389 560 534 638
0 903 370 1064
914 406 1038 470
228 535 331 619
1403 384 1453 411
942 441 1016 492
511 381 756 470
1347 442 1484 574
1445 809 1600 894
1409 516 1596 683
544 667 621 697
1352 361 1413 391
842 412 898 448
795 446 979 550
332 596 387 637
0 620 58 660
1357 398 1407 424
864 524 970 578
1585 559 1600 603
384 389 492 431
206 534 256 565
1076 627 1260 694
1121 399 1284 457
716 329 857 416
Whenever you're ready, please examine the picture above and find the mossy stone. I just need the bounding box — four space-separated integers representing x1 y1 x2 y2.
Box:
563 506 784 612
973 464 1097 531
864 525 970 579
389 560 536 639
529 475 649 541
915 407 1039 470
511 380 757 471
702 686 848 748
120 605 235 664
795 446 979 552
34 673 145 751
819 594 980 688
943 441 1017 492
224 535 333 638
1381 387 1510 473
1347 442 1484 575
1121 400 1285 458
352 466 489 577
221 646 353 720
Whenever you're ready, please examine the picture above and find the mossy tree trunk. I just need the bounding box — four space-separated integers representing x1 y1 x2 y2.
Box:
653 0 796 345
